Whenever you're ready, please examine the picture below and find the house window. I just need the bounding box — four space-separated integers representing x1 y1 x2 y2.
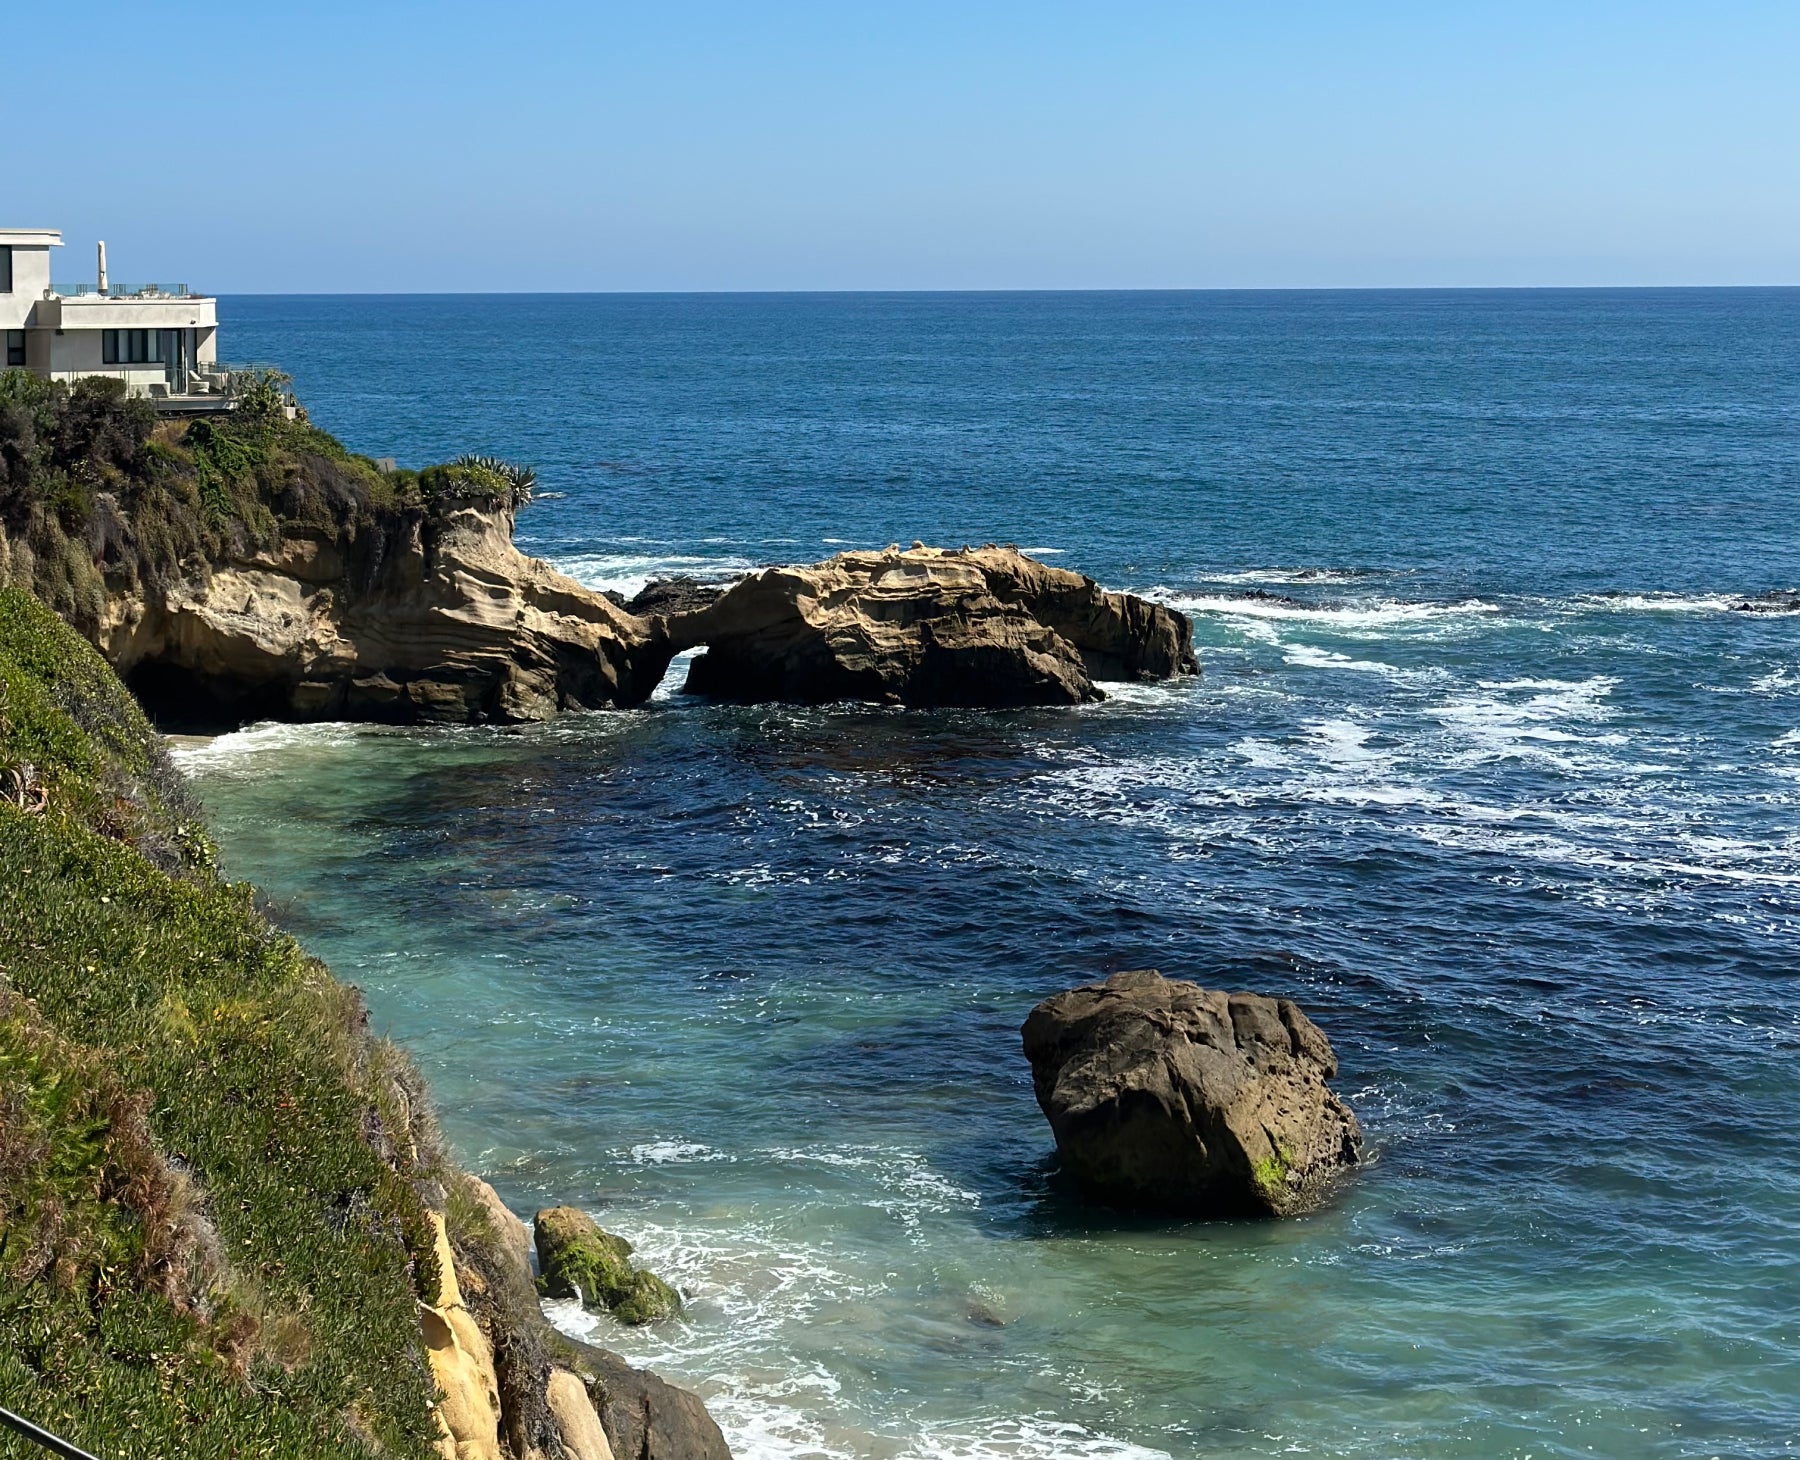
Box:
0 247 12 293
4 331 23 367
102 329 163 365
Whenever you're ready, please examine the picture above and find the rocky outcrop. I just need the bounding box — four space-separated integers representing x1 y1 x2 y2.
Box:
445 1179 730 1460
556 1341 729 1460
625 576 731 619
536 1206 682 1326
1731 590 1800 614
1021 970 1360 1218
95 496 673 727
654 545 1196 707
423 1212 506 1460
71 517 1196 725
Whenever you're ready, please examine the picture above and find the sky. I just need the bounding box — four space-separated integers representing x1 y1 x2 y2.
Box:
5 1 1797 292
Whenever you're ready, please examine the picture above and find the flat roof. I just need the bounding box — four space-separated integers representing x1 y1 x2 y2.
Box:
0 229 64 247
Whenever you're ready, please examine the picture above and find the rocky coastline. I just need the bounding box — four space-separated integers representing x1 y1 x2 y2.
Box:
0 583 732 1458
79 516 1199 725
0 375 1351 1460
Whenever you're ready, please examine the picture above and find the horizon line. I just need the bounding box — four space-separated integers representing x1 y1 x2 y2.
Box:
207 282 1800 298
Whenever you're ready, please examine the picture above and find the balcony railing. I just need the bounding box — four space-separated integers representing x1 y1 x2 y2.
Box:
53 282 204 300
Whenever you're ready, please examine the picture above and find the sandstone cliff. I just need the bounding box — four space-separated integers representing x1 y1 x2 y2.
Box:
98 493 669 727
1 374 1196 726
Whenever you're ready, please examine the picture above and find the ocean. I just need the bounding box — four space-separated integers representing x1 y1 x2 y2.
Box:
179 290 1800 1459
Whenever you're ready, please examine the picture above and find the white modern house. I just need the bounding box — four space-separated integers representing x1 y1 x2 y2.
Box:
2 227 230 410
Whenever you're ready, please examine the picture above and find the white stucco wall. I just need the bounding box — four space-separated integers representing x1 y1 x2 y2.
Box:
48 330 105 372
52 295 216 331
1 244 53 330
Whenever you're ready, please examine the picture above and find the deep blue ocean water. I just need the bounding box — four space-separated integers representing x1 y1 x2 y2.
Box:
181 291 1799 1459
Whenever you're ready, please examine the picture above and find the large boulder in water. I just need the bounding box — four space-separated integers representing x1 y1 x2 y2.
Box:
1021 970 1361 1218
654 544 1196 707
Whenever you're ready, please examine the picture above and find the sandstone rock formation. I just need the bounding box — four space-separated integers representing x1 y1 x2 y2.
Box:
651 545 1196 707
536 1205 683 1326
545 1368 616 1460
1021 970 1360 1218
97 495 672 727
78 521 1195 725
423 1212 506 1460
443 1179 730 1460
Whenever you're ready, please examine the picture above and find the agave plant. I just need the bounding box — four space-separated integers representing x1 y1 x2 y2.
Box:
451 453 537 505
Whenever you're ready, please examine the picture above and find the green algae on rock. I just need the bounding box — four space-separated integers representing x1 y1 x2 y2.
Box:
534 1206 683 1325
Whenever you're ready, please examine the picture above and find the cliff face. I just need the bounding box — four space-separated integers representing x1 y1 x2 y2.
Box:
0 586 727 1459
97 495 670 728
0 371 675 729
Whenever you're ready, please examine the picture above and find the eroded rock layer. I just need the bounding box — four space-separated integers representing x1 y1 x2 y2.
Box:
98 496 673 727
657 545 1197 707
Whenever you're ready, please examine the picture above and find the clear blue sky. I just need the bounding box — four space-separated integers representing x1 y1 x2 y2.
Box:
8 1 1797 291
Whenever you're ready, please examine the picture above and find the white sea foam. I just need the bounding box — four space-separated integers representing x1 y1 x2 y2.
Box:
629 1140 732 1165
1201 566 1377 586
1281 643 1414 677
1574 592 1744 614
552 551 756 599
900 1418 1173 1459
1165 592 1500 629
167 720 361 769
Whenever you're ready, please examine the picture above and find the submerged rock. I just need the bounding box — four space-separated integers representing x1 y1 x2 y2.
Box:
1730 590 1800 614
1021 970 1361 1218
628 574 733 618
652 544 1196 707
534 1205 682 1325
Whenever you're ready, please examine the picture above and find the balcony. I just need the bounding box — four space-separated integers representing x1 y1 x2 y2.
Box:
53 282 206 300
42 362 291 417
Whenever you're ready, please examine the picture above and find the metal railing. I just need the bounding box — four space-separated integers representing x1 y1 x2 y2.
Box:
51 282 201 300
0 1404 105 1460
45 367 150 384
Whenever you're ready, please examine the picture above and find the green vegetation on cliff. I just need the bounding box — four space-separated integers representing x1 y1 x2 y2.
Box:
0 586 452 1457
0 370 530 640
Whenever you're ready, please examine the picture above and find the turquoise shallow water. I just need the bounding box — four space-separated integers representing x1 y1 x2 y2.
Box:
183 291 1800 1458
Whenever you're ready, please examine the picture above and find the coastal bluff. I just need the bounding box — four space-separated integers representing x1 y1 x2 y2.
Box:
88 531 1196 723
101 490 668 726
0 585 732 1459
